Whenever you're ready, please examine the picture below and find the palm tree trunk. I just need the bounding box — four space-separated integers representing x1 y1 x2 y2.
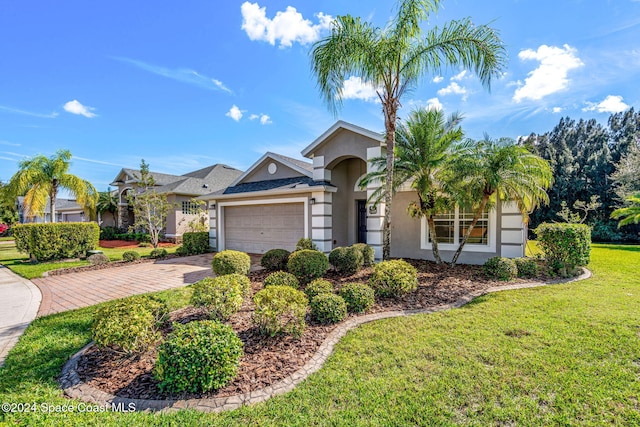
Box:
50 185 58 223
450 195 491 265
382 98 399 261
426 215 443 264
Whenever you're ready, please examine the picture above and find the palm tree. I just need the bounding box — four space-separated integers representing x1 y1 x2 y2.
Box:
611 193 640 227
96 189 118 224
444 136 553 265
310 0 506 259
360 108 464 263
6 149 98 222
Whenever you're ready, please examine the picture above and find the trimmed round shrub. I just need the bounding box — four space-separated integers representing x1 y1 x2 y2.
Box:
535 223 591 277
329 246 364 275
253 285 308 337
212 250 251 275
264 271 299 289
154 320 243 393
369 259 418 298
514 257 539 278
175 245 188 256
351 243 375 267
222 273 252 297
310 293 347 324
260 249 291 272
122 250 141 262
150 248 168 259
88 253 109 265
287 250 329 284
295 237 317 251
483 256 518 281
305 278 334 300
190 276 244 321
339 282 375 313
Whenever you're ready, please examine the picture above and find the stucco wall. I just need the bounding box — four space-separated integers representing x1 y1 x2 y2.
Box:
313 129 379 168
243 160 306 183
330 158 367 248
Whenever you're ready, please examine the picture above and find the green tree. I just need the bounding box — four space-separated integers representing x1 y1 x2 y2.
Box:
0 181 19 225
445 136 553 265
5 149 97 222
96 189 118 216
310 0 506 259
611 193 640 227
360 108 463 263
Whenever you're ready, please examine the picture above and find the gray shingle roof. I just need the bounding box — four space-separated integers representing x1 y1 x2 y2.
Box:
221 176 332 195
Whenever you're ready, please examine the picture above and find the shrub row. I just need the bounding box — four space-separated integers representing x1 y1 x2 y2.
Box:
14 222 99 261
483 256 541 281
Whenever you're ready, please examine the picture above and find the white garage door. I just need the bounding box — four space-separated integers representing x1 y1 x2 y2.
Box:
224 203 305 253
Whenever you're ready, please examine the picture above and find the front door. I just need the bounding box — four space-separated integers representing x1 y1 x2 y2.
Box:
357 200 367 243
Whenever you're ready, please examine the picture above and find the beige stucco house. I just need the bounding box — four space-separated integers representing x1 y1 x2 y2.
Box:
16 196 90 223
201 121 527 264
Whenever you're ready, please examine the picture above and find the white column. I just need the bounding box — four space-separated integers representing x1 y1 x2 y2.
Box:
311 191 332 253
208 200 217 250
366 146 385 260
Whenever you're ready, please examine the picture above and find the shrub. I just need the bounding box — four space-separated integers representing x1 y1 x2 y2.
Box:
305 279 334 300
122 250 141 262
13 222 99 261
253 285 308 337
182 231 210 255
483 257 517 281
295 237 317 251
351 243 375 267
150 248 168 259
310 293 347 324
99 226 119 240
535 223 591 277
222 273 252 297
514 257 539 278
92 296 167 354
329 246 364 275
260 249 291 272
264 271 299 289
287 250 329 284
339 282 375 313
88 253 109 265
369 259 418 298
138 242 151 248
190 277 244 321
212 250 251 275
155 320 243 393
174 245 188 256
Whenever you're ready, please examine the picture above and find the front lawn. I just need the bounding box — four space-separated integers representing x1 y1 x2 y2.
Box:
0 244 638 426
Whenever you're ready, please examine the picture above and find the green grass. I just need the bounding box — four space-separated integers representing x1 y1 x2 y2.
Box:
1 245 639 426
0 236 14 242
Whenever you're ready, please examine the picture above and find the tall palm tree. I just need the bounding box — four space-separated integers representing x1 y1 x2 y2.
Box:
310 0 506 259
6 149 97 222
611 193 640 227
360 108 464 263
444 136 553 265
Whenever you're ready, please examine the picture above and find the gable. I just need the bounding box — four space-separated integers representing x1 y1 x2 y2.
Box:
233 153 312 185
301 121 383 161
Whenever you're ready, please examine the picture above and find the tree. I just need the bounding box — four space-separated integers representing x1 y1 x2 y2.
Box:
310 0 506 259
611 193 640 227
5 149 97 222
556 196 601 224
0 181 19 226
360 108 463 263
611 145 640 201
444 136 553 265
128 160 173 248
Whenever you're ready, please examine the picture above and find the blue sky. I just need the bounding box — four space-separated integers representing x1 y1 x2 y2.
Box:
1 0 639 193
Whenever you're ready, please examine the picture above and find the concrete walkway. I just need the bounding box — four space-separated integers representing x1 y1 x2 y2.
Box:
0 265 42 367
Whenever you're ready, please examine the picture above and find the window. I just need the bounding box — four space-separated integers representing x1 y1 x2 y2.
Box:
182 201 199 215
421 205 495 253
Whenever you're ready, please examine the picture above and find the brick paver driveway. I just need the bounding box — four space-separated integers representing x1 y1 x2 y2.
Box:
32 254 215 317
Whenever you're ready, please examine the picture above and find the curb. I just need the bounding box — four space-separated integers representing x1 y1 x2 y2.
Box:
59 268 592 413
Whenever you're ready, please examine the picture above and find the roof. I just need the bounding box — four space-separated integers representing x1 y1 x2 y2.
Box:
229 152 313 187
221 176 329 195
301 120 384 158
17 196 84 214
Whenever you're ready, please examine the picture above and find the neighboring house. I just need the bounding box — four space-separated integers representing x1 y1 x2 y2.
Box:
201 121 527 264
110 164 242 241
16 196 89 223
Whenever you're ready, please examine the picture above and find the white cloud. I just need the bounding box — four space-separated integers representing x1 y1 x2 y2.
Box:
241 2 333 48
437 82 467 99
432 76 444 83
0 104 58 118
513 44 584 102
426 97 443 111
451 70 468 81
342 76 379 102
63 100 97 118
582 95 630 113
0 140 20 147
249 113 272 125
552 107 563 113
225 105 244 122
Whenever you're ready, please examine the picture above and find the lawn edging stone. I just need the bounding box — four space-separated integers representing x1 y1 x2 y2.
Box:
59 267 592 413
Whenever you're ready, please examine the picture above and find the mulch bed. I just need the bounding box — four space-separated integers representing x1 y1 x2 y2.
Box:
76 260 553 401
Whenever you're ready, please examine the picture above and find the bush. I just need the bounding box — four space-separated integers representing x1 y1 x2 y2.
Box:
154 320 243 393
182 231 210 255
190 276 244 321
351 243 375 267
514 257 539 278
535 223 591 277
13 222 99 261
329 246 364 275
304 279 334 300
264 271 299 289
310 293 347 324
88 253 109 265
287 250 329 284
295 237 317 251
122 250 141 262
339 282 375 313
138 242 151 248
92 296 167 354
260 249 291 272
483 257 517 281
150 248 168 259
212 250 251 275
99 226 120 240
369 259 418 298
174 245 188 256
253 285 308 337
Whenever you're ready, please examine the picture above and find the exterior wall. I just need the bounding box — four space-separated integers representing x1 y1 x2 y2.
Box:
329 158 367 248
242 161 306 183
99 211 117 227
499 202 526 258
312 129 377 169
166 195 207 238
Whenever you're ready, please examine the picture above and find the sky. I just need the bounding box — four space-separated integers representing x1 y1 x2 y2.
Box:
1 0 639 194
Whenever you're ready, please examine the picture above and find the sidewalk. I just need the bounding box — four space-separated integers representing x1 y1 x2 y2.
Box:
0 265 41 367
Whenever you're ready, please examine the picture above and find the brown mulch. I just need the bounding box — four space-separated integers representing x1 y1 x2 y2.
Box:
99 240 176 249
75 259 553 401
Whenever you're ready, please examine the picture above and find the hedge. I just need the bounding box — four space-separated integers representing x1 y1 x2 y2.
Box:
535 222 591 277
182 231 210 255
13 222 99 261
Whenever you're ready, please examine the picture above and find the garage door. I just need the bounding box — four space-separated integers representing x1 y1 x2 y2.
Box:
224 203 305 253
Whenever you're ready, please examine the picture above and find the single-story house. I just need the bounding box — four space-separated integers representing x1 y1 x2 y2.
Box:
110 164 242 241
16 196 90 223
201 121 527 264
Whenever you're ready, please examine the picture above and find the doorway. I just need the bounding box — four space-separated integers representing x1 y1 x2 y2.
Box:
357 200 367 243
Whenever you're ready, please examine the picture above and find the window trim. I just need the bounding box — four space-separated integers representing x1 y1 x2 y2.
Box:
181 201 199 215
420 206 497 253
